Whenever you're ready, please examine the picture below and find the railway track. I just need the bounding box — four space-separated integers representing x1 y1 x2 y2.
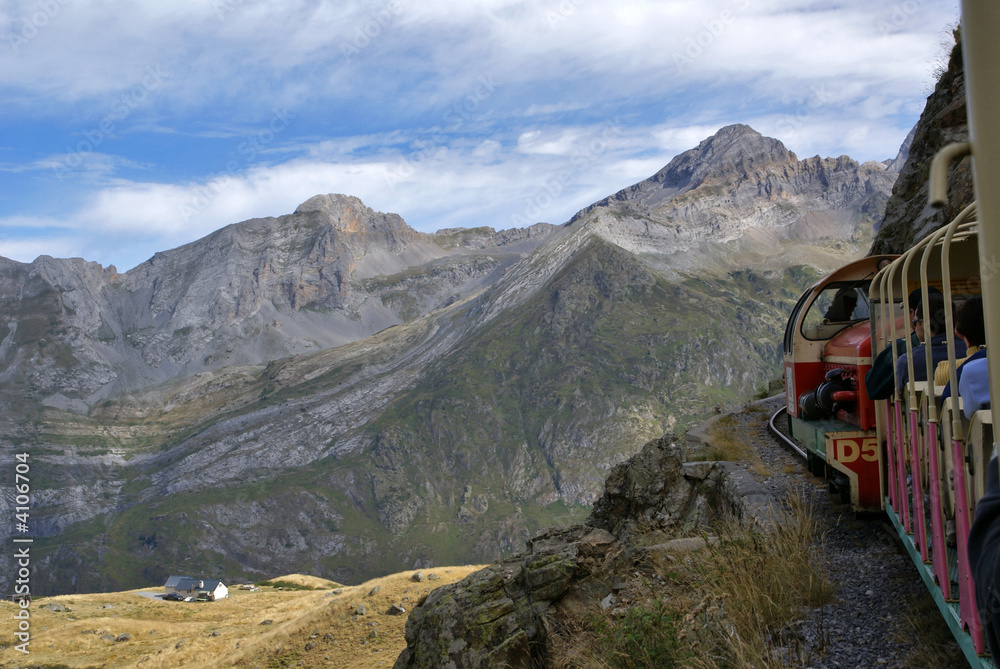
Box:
767 405 807 459
728 397 965 666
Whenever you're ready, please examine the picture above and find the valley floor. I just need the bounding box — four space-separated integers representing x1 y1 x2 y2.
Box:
0 566 485 669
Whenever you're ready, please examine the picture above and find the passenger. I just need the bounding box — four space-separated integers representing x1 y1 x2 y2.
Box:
895 292 966 392
964 360 996 656
958 357 990 420
937 296 986 400
864 287 940 400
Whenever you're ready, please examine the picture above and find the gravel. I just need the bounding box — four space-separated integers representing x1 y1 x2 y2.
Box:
727 395 966 669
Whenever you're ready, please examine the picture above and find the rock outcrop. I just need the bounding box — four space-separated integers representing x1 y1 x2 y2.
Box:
394 435 728 669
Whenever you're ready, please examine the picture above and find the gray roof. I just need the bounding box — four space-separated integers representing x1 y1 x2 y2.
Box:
163 575 193 588
171 577 225 592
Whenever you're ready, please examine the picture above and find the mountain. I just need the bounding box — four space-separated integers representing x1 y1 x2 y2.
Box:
0 125 898 594
0 195 558 416
573 123 893 255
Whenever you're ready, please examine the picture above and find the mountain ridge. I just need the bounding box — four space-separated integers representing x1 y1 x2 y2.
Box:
1 124 900 594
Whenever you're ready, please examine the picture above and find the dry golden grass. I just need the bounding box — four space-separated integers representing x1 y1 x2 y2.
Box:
706 419 773 476
705 417 752 461
267 573 341 589
897 588 968 667
0 566 486 669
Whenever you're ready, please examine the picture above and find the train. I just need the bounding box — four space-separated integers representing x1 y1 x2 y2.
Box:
780 3 1000 665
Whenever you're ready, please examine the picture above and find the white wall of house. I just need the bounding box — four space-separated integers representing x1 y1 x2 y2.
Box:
208 583 228 600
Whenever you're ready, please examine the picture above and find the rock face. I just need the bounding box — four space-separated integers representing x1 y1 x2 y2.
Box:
0 194 559 413
571 123 896 263
1 125 894 595
394 525 619 669
871 32 970 254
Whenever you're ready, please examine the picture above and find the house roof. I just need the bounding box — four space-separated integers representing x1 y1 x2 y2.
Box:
163 575 193 588
171 577 226 592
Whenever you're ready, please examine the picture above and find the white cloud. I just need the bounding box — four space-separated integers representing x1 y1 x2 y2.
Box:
0 236 83 264
0 0 963 270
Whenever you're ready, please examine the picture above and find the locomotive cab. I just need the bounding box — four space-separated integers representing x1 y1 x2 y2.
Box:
783 255 896 510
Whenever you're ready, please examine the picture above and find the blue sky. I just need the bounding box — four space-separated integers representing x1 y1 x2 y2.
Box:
1 0 959 272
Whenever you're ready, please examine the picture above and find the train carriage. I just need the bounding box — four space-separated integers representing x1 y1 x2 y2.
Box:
780 2 1000 657
783 204 995 668
779 2 1000 666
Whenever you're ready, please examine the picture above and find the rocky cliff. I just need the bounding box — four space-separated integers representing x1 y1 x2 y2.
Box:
871 29 970 254
572 124 894 261
0 195 559 416
0 124 896 595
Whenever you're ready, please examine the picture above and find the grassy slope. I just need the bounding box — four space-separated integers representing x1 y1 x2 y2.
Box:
0 567 485 669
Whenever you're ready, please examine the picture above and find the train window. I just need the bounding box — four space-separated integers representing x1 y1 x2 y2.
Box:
799 282 870 341
784 289 812 354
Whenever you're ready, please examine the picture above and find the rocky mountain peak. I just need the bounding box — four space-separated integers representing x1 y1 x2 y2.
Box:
294 192 364 216
567 123 892 256
290 192 419 247
649 123 797 192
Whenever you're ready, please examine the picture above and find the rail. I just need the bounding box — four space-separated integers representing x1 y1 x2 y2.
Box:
767 406 807 460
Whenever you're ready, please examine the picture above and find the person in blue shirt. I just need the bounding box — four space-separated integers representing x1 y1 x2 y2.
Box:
959 357 990 420
939 296 986 402
964 355 996 656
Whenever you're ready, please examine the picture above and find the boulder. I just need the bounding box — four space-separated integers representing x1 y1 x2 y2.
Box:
588 435 719 541
394 434 723 669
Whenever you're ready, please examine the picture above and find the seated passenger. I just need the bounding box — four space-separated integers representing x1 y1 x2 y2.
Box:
895 292 966 393
969 449 1000 659
958 357 990 420
865 288 938 400
938 296 986 400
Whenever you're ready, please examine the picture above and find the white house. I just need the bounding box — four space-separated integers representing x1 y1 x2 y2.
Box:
163 575 228 601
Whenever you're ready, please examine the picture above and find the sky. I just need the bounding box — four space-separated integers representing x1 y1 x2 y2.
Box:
0 0 960 272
